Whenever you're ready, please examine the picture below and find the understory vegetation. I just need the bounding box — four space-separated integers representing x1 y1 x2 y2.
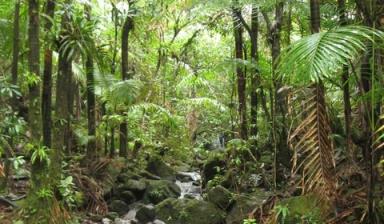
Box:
1 0 384 223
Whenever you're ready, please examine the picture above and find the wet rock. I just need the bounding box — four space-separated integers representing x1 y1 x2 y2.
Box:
176 173 194 182
202 153 226 188
139 170 161 180
146 157 176 181
125 179 147 198
114 218 136 224
207 186 232 210
105 212 119 220
155 198 225 224
120 190 136 204
109 200 129 216
136 205 156 223
143 180 181 204
226 190 270 224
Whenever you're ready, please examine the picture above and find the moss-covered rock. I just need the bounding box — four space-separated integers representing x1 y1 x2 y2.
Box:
136 205 156 223
226 190 271 224
108 200 129 216
207 185 233 210
143 180 181 204
202 153 226 188
155 198 225 224
273 195 328 223
146 156 176 181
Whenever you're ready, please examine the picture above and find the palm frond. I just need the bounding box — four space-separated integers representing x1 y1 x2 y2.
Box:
104 79 142 107
289 84 336 199
374 114 384 151
278 25 383 83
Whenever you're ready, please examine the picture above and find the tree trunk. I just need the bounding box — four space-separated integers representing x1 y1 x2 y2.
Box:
42 0 55 148
355 1 384 222
28 0 41 140
232 7 248 140
249 6 259 142
54 0 73 177
338 0 354 161
85 5 96 159
120 14 134 157
11 0 20 87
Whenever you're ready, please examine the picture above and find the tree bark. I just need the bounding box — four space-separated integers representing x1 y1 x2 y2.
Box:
249 6 259 142
85 5 96 159
54 0 73 174
11 0 20 87
338 0 354 162
232 6 248 140
28 0 41 140
120 14 134 157
42 0 55 148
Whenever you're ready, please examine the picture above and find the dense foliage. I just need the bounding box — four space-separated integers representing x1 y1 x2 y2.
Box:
0 0 384 223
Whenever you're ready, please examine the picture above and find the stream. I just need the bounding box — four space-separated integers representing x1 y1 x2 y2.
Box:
107 171 202 224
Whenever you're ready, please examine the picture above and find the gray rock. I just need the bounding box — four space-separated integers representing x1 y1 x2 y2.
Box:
120 190 136 204
207 185 232 210
109 200 129 216
136 205 156 223
155 198 225 224
143 180 181 204
146 157 176 181
226 190 271 224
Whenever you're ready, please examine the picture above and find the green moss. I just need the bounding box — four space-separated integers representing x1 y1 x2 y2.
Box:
275 195 329 223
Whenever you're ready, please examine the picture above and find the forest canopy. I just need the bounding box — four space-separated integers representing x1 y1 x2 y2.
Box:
0 0 384 223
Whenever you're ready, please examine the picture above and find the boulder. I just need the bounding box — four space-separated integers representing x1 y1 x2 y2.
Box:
202 153 226 188
115 178 147 200
274 195 328 223
226 190 270 224
124 179 147 197
136 205 156 223
155 198 225 224
119 190 136 204
146 157 176 181
109 200 129 216
207 186 232 210
143 180 181 204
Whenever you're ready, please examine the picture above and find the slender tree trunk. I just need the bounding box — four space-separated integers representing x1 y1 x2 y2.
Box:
120 14 134 157
85 5 96 159
338 0 354 161
232 7 248 140
28 0 41 140
250 6 259 142
11 0 20 87
110 128 115 157
355 1 384 222
42 0 55 148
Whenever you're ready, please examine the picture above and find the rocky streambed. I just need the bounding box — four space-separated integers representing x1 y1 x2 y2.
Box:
100 156 271 224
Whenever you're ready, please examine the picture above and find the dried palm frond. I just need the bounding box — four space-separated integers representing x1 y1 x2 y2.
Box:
289 84 336 199
373 114 384 151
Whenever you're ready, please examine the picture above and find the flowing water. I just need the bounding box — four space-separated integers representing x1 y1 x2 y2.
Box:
107 171 202 224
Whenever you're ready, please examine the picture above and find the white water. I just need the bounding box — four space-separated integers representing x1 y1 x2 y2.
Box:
175 171 202 200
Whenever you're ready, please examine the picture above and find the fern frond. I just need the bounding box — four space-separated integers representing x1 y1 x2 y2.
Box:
289 84 336 199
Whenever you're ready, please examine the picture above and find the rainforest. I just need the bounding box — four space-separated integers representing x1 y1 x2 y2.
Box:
0 0 384 223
